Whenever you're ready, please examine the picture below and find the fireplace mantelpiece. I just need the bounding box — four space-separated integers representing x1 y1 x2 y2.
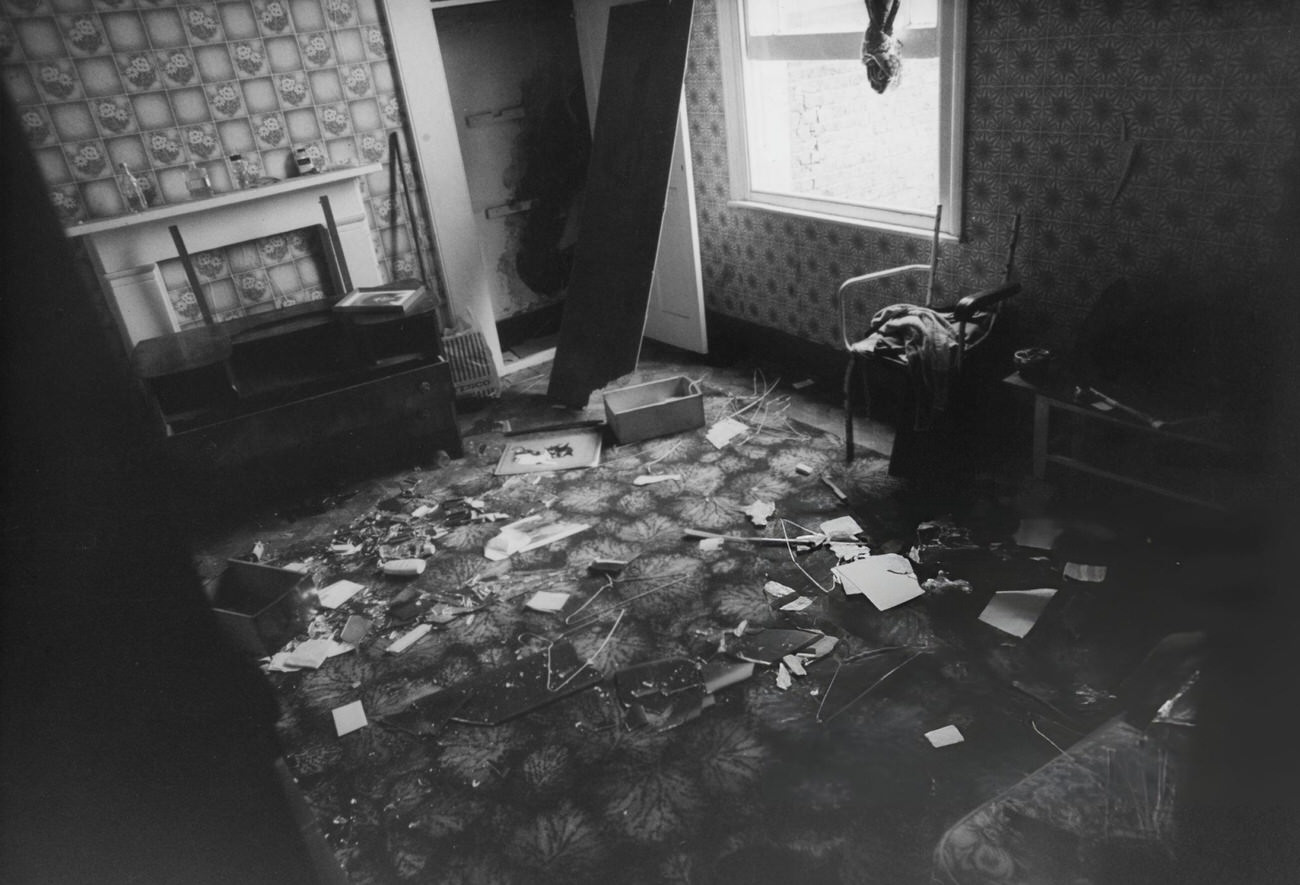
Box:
65 163 383 349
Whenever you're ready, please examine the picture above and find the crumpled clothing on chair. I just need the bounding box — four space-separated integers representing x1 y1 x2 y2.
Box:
861 304 963 430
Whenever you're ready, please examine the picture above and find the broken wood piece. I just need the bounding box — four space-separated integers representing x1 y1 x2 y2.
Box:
523 590 571 614
782 654 807 677
763 580 795 599
732 628 821 665
779 596 814 612
381 558 426 577
589 558 630 574
799 634 840 661
820 476 849 502
633 474 682 486
684 528 821 548
795 463 814 476
339 615 370 645
775 663 793 690
386 623 431 654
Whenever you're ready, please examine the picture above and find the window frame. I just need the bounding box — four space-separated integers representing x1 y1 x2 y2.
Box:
716 0 968 237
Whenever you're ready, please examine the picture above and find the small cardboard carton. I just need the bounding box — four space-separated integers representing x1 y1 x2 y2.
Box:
209 559 308 657
603 376 704 444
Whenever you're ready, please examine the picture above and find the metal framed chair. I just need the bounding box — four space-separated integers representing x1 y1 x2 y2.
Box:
838 208 1022 474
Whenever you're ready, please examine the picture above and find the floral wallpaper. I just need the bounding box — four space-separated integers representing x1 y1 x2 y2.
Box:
684 0 1300 353
2 0 437 324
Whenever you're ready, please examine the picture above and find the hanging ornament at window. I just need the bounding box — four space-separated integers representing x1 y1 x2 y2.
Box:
862 0 903 94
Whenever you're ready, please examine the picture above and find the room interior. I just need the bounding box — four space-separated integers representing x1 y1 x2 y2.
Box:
2 1 1299 884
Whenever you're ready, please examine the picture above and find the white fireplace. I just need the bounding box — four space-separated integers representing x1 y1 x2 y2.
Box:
64 163 383 349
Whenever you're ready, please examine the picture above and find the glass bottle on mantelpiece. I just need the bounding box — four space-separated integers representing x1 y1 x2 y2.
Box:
117 162 148 212
186 160 213 199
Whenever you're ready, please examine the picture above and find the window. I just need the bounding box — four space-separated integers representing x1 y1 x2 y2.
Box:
718 0 967 235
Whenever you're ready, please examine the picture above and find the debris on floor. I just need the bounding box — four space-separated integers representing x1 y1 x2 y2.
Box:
1064 562 1108 582
924 725 965 748
331 700 368 737
833 553 924 610
317 579 367 609
978 588 1058 638
453 642 605 726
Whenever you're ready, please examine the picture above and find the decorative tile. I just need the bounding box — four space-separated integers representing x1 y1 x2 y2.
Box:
263 34 299 72
368 57 390 92
100 11 147 52
191 247 227 278
205 278 239 315
215 116 252 152
143 126 184 166
155 163 190 201
31 58 82 99
294 255 320 284
18 104 56 145
322 0 355 28
324 134 355 167
253 0 292 35
297 30 333 68
80 176 124 219
250 110 286 148
157 46 197 86
114 49 156 91
346 95 377 132
90 94 135 135
3 63 38 102
239 75 276 113
235 267 274 307
355 130 384 164
91 0 134 11
35 144 73 184
230 38 268 78
0 20 21 63
316 101 349 137
129 90 172 128
204 79 243 118
49 182 86 224
102 132 147 170
306 65 339 102
338 60 369 97
181 4 223 44
377 91 401 128
287 0 323 32
48 98 95 139
361 25 385 59
182 122 220 161
59 12 109 56
193 42 232 81
283 105 317 141
274 70 308 108
15 16 63 60
168 85 209 123
260 145 290 178
331 26 362 63
63 137 110 178
141 7 185 48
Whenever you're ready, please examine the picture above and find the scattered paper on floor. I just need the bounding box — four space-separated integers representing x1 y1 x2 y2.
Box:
779 596 813 612
524 590 570 613
484 515 590 561
776 663 792 690
832 553 923 611
332 700 368 737
925 724 965 748
317 579 366 609
706 417 748 448
820 516 863 538
978 588 1057 638
830 542 871 561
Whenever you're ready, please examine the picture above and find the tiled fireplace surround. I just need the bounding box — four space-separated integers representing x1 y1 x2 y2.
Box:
5 0 1300 358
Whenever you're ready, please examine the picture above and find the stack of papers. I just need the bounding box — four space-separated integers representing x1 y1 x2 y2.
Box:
832 553 923 611
978 588 1057 637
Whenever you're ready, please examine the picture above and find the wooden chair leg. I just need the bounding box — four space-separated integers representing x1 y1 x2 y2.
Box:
843 354 857 463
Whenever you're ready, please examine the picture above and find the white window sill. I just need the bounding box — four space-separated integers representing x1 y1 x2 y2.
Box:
724 199 960 242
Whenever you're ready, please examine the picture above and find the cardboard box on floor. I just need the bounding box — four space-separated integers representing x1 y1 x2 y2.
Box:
603 376 704 444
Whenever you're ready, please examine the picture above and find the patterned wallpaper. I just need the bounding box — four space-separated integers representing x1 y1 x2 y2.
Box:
684 0 1300 354
2 0 433 325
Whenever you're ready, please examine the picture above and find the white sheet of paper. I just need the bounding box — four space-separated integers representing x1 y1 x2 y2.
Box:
1064 562 1108 582
317 579 366 609
779 596 814 612
830 542 871 561
332 700 368 737
820 516 863 538
281 638 342 670
698 537 724 551
524 590 570 613
925 724 965 748
832 553 923 611
484 516 589 561
978 588 1057 638
1013 518 1064 551
706 417 748 448
386 623 431 654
